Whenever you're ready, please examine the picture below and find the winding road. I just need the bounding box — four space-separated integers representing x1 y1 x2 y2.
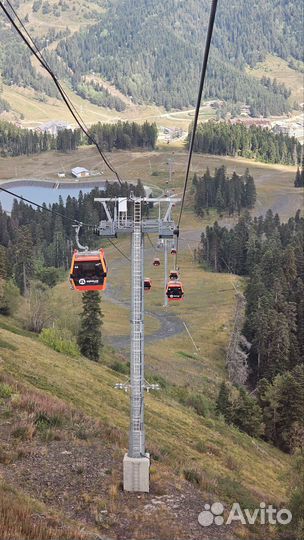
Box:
104 280 185 350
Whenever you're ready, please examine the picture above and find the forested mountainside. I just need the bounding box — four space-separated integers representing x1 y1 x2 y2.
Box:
0 0 302 114
55 0 302 112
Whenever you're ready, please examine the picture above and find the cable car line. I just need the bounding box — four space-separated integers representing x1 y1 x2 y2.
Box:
108 239 131 262
0 185 88 225
0 185 132 261
175 0 218 265
146 233 157 252
0 0 123 186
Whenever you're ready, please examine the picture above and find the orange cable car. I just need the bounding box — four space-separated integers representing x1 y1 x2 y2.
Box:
170 248 177 255
153 257 161 267
166 280 184 301
69 249 107 292
144 278 152 291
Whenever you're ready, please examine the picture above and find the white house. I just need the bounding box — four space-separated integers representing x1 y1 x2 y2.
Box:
71 167 90 178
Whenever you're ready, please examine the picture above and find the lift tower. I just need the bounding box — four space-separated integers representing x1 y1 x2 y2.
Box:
95 194 180 492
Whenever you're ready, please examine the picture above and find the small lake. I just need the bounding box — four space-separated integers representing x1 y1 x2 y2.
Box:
0 180 107 212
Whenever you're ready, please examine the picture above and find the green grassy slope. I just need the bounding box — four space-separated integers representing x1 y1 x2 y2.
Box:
0 250 290 539
0 322 289 500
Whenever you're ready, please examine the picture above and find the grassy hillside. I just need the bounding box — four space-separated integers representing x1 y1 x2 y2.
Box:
0 315 290 539
0 147 300 538
247 54 304 104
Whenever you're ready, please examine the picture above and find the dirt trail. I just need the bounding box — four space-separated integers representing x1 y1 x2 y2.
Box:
104 279 185 350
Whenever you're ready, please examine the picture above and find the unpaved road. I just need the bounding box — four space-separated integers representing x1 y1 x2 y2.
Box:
104 280 185 350
104 168 303 350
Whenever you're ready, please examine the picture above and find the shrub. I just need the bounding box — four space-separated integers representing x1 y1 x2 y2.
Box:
110 360 130 374
12 423 36 441
173 387 209 417
184 468 202 486
39 328 80 357
35 266 62 287
0 383 13 399
0 279 20 316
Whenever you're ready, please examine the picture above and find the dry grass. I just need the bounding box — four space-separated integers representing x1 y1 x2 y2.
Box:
0 482 89 540
0 323 290 506
247 53 304 103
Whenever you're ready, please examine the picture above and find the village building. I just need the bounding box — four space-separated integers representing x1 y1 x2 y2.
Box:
71 167 90 178
36 121 72 136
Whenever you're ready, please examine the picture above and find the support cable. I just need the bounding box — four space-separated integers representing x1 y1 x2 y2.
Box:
0 0 123 185
0 186 131 261
175 0 218 264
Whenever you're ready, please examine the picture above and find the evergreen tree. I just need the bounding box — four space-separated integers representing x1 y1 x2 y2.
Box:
14 226 34 294
244 169 257 208
288 445 304 540
231 387 264 437
264 367 304 452
77 291 103 361
215 381 232 421
294 167 302 187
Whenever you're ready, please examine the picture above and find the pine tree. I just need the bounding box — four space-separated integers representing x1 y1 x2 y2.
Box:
14 226 34 294
231 387 264 437
288 444 304 540
244 170 257 208
215 187 225 213
216 381 232 421
77 291 103 361
294 167 301 187
265 368 304 452
294 167 304 188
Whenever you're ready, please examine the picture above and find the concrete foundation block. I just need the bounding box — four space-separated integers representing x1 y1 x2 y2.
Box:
123 453 150 492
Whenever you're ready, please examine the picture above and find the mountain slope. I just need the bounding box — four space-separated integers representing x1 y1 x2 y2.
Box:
0 0 302 118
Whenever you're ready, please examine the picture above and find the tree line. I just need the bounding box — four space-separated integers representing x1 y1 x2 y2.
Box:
200 210 304 452
87 121 158 151
193 166 256 216
0 120 80 157
0 120 158 157
190 121 302 165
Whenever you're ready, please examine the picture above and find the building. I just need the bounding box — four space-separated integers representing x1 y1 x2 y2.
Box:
71 167 90 178
229 118 271 129
37 121 72 136
272 123 290 136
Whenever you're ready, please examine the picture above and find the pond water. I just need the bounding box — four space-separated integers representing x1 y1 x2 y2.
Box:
0 180 106 212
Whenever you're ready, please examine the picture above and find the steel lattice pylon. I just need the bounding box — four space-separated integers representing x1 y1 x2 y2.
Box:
129 200 145 457
94 194 180 491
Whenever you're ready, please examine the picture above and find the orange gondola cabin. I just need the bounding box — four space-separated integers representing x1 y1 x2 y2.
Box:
153 258 161 267
69 249 107 292
166 280 184 301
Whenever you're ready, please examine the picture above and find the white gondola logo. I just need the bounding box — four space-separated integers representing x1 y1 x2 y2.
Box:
79 278 86 285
